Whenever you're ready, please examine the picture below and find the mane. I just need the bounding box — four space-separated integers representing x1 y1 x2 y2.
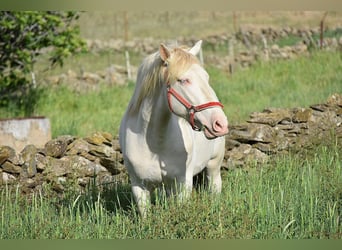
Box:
127 45 200 115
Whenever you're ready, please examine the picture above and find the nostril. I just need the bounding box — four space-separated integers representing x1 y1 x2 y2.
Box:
213 120 223 132
212 118 229 134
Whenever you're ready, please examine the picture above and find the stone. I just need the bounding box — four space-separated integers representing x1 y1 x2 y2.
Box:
35 153 48 171
63 155 109 178
44 138 69 158
88 144 115 158
20 144 38 178
58 135 77 144
21 161 37 178
228 123 276 144
21 144 38 161
248 108 292 126
1 161 22 174
293 108 312 123
0 146 23 166
85 132 111 146
66 138 90 155
245 148 268 163
0 146 16 165
43 157 72 178
101 132 114 144
224 144 268 169
81 152 98 162
100 155 125 175
326 93 342 106
1 172 17 184
225 138 241 151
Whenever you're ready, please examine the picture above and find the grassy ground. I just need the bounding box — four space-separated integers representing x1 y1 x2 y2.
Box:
1 144 340 239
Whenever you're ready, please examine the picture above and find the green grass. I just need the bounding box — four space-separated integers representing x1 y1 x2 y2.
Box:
1 144 341 239
206 50 342 124
34 83 135 137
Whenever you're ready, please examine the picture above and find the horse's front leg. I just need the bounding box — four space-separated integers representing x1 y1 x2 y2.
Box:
206 158 222 194
131 184 151 218
173 174 193 203
165 175 193 203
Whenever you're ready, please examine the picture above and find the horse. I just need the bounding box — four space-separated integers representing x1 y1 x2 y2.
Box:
119 40 229 217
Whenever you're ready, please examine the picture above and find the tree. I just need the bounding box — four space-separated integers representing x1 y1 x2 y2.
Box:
0 11 86 116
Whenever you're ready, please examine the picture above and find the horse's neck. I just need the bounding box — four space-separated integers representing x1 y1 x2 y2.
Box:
150 91 171 130
139 88 173 138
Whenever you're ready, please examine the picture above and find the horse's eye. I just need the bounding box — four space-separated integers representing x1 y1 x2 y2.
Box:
178 78 189 85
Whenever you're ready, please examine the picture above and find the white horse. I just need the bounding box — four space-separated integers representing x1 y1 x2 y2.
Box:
119 40 229 217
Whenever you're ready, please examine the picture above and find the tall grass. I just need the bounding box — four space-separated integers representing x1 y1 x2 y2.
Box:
211 50 342 124
1 144 340 239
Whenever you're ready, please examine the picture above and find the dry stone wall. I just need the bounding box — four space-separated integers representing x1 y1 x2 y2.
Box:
224 93 342 169
0 94 341 194
85 26 342 53
44 27 342 88
0 132 127 194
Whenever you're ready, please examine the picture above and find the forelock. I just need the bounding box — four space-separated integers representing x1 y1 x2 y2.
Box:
166 47 200 81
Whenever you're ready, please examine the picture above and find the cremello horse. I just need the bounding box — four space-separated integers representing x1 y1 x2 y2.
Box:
119 40 229 217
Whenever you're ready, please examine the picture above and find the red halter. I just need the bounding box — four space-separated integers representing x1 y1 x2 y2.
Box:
166 83 224 131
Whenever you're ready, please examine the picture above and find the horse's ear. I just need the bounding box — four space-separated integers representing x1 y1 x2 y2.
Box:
189 40 202 56
159 43 170 62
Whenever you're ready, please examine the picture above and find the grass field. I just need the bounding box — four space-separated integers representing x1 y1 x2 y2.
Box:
1 144 341 239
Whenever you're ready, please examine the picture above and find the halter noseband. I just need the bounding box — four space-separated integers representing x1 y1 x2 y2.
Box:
166 82 224 131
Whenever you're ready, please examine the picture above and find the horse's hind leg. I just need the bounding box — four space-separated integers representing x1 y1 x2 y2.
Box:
131 184 151 218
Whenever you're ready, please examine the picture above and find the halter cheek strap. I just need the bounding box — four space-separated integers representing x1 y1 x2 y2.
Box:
166 83 224 131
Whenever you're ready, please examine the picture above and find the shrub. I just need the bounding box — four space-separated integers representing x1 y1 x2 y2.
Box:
0 11 86 116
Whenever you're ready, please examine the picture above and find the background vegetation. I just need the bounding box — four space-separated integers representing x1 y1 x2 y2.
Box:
0 11 86 116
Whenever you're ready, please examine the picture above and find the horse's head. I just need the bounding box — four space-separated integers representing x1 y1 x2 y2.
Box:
159 40 229 139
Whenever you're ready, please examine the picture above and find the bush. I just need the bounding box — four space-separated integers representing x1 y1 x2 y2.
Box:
0 11 86 116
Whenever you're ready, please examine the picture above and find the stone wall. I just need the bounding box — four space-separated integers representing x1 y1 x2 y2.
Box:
44 27 342 89
0 94 341 194
0 132 127 194
224 93 342 169
85 26 342 53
